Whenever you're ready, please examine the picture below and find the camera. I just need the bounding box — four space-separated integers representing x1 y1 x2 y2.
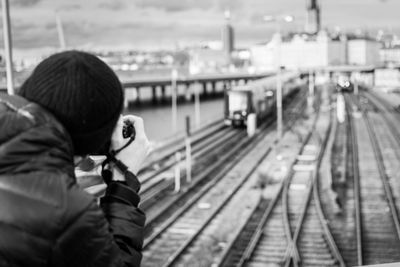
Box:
92 119 136 155
123 120 135 139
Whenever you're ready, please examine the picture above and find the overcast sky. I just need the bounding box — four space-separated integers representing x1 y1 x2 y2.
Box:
1 0 399 58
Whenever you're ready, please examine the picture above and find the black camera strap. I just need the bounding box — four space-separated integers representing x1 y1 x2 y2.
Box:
101 135 140 192
112 135 135 154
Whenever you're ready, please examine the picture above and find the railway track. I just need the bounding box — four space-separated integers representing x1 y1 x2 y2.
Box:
217 91 345 267
142 128 252 232
142 89 306 230
363 92 400 218
84 91 302 201
141 89 307 267
317 91 359 267
140 118 225 175
141 124 275 267
347 94 400 265
139 127 245 209
139 125 234 189
363 91 400 146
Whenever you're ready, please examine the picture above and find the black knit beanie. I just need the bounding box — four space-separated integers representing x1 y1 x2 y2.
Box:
18 50 124 155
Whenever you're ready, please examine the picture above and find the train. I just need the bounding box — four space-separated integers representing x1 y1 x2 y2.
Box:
330 73 354 93
336 76 354 93
224 71 305 127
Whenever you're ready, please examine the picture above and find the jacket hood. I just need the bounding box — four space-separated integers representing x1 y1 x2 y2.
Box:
0 93 75 177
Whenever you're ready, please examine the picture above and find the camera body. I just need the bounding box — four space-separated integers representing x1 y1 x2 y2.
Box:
122 120 135 139
93 119 135 155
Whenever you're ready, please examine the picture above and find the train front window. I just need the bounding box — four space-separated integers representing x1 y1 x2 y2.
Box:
228 91 248 112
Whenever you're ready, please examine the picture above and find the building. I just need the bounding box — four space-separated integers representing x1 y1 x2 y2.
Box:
380 45 400 66
188 11 236 74
250 31 347 72
305 0 321 34
374 68 400 91
281 31 346 68
347 39 381 65
250 34 383 72
250 40 276 73
222 10 234 56
189 48 229 74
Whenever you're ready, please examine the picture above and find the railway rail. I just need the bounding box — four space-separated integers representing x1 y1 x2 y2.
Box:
139 127 245 209
139 86 303 206
218 98 345 267
317 91 358 267
346 93 400 265
77 84 400 266
363 91 400 146
141 89 308 267
142 89 307 233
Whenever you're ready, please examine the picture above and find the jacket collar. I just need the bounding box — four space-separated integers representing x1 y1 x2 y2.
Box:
0 93 75 178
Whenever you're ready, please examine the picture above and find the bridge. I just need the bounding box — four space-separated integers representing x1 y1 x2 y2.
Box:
121 65 377 106
121 72 272 106
0 72 272 106
299 64 376 73
0 65 379 107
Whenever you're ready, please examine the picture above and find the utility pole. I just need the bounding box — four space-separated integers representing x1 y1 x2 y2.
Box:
185 116 192 182
174 152 181 192
171 69 178 132
264 14 294 141
354 72 359 95
194 83 201 127
55 12 66 50
276 32 283 141
2 0 14 94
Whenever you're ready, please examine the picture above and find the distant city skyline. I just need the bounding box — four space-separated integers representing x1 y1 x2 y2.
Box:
1 0 400 59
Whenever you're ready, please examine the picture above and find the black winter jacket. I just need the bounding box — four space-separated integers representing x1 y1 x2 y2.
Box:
0 93 145 267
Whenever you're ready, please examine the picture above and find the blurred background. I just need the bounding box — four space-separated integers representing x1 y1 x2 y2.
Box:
1 0 399 141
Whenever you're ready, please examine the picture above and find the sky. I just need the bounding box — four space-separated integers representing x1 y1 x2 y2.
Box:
0 0 399 58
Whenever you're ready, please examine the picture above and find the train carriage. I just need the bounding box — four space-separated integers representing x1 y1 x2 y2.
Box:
224 72 303 126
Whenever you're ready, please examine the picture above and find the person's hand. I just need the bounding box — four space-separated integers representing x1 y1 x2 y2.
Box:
110 115 150 180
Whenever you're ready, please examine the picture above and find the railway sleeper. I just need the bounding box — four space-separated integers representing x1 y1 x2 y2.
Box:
298 241 329 249
300 229 325 235
300 252 336 260
258 242 288 250
251 252 285 262
252 249 288 258
363 241 400 248
263 230 287 237
299 257 338 266
264 225 284 233
247 259 284 267
298 238 327 245
263 223 286 230
363 246 400 254
363 229 400 236
299 246 333 254
301 219 323 226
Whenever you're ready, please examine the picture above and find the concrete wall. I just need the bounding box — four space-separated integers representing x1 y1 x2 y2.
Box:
328 41 347 65
374 68 400 88
348 40 381 65
250 44 276 72
380 48 400 65
366 41 381 65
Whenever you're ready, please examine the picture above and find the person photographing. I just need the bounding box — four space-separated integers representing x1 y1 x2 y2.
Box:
0 50 150 266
